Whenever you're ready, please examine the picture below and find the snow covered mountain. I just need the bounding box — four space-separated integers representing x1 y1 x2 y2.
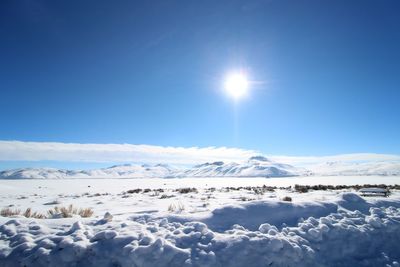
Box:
1 157 399 179
0 156 305 179
176 156 309 177
0 164 177 179
310 161 400 176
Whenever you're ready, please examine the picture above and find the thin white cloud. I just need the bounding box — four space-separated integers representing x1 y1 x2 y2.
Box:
0 141 258 165
0 140 399 167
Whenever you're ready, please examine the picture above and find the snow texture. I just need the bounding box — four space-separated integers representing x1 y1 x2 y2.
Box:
1 193 400 266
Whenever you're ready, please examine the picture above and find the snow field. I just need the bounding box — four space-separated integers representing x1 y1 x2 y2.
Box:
0 192 400 266
1 177 400 266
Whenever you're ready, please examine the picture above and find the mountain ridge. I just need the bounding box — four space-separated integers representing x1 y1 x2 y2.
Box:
0 156 399 179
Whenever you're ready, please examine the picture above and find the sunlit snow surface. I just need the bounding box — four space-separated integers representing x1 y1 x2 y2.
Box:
1 176 400 266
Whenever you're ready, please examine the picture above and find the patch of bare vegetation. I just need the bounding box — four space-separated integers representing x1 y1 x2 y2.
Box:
293 184 399 193
282 196 292 202
153 189 164 193
239 196 255 202
79 207 94 218
222 185 285 193
127 189 142 194
23 208 46 219
125 188 166 197
89 193 110 197
160 194 174 199
168 202 185 212
1 208 21 217
0 205 94 219
47 205 94 218
175 188 198 194
1 208 46 219
44 199 61 205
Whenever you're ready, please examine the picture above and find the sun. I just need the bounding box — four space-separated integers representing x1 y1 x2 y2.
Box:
224 72 249 100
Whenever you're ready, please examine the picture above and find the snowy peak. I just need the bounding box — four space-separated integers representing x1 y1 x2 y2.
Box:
182 157 304 178
248 156 271 162
193 161 225 168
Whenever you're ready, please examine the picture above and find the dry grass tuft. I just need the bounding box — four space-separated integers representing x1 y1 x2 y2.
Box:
47 204 94 218
79 207 94 217
23 208 46 219
1 208 21 217
1 205 93 219
23 207 31 217
1 207 45 219
168 202 185 212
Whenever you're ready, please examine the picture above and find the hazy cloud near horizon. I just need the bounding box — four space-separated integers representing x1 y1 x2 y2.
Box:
0 141 258 165
0 141 399 168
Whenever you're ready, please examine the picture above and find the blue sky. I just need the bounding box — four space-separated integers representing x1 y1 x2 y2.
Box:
1 0 400 169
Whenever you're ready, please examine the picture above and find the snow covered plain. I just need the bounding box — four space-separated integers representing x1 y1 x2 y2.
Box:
1 176 400 266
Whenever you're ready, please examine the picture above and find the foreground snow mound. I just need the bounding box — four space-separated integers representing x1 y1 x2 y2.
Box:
164 200 338 232
1 204 400 266
335 192 400 214
205 200 338 231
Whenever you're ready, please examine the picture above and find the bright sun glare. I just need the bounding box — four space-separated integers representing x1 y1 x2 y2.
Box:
224 72 249 100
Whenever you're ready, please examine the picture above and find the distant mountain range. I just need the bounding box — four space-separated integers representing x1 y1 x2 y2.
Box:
0 156 399 179
0 163 176 179
309 161 400 176
175 156 310 177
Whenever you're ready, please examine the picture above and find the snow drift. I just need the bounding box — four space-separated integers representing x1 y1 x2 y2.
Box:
1 193 400 266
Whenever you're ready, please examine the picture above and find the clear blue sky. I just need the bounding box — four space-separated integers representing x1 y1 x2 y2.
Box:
1 0 399 157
